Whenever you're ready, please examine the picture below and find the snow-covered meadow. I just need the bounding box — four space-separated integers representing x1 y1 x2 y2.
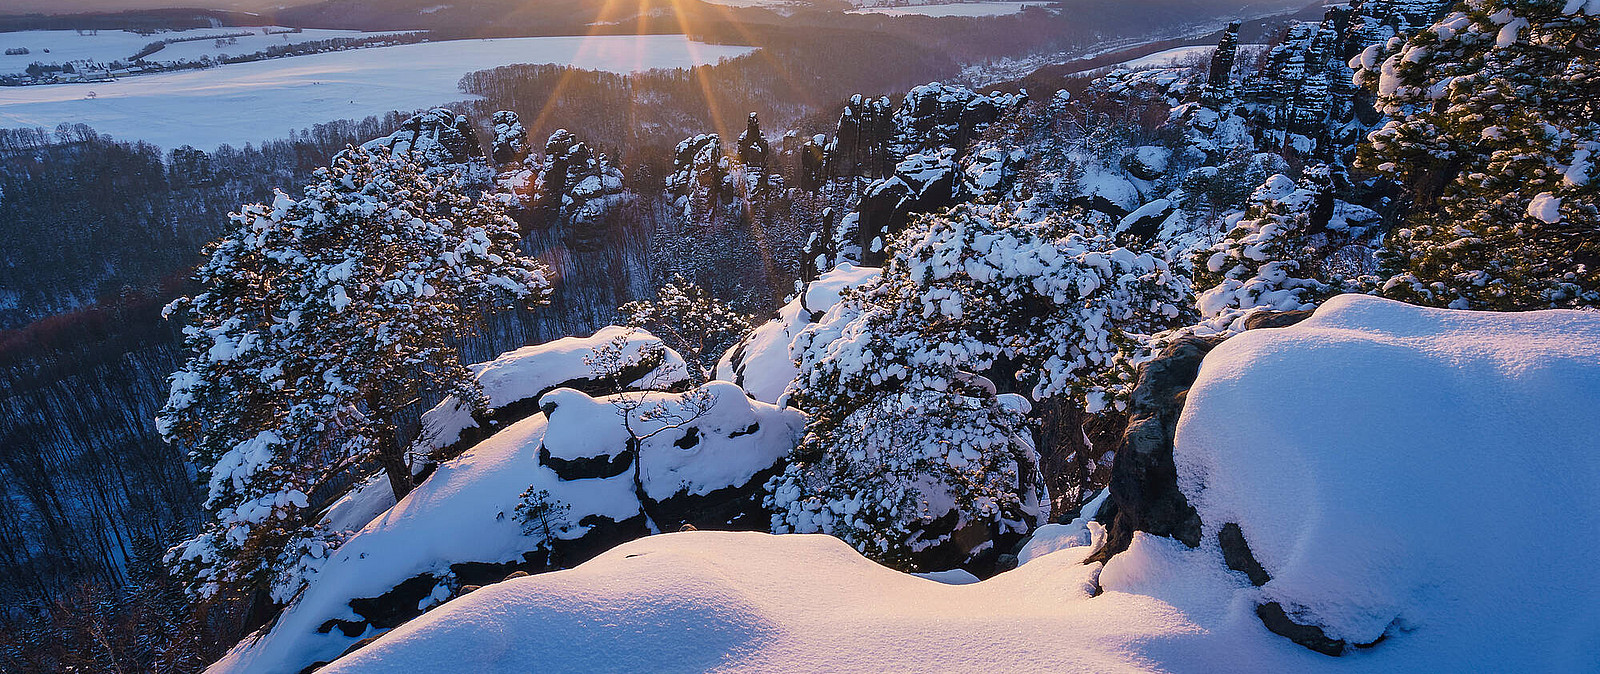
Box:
0 28 412 77
0 35 756 151
846 2 1048 17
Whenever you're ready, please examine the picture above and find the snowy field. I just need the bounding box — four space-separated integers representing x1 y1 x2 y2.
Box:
846 2 1047 17
0 28 411 76
0 35 755 151
1115 43 1268 69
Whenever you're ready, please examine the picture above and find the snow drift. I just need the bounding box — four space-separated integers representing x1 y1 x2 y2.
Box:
319 296 1599 673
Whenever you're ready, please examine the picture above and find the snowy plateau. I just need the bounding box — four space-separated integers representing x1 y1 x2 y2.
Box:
0 35 755 151
214 295 1599 673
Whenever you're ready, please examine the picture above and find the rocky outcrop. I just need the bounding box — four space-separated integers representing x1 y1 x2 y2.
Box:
1086 335 1218 563
491 110 529 166
854 149 961 266
890 83 1026 160
535 129 629 245
1091 309 1317 564
361 108 484 168
737 112 770 169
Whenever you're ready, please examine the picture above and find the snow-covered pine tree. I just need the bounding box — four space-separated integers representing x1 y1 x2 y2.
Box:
1357 0 1599 309
1191 171 1340 323
159 146 551 602
771 204 1186 569
619 276 754 382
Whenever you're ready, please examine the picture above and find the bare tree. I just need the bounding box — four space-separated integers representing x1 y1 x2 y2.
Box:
582 330 716 530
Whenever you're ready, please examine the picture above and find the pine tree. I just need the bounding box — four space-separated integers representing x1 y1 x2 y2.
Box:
619 276 754 382
159 146 551 602
1191 171 1339 322
772 203 1185 568
1357 0 1600 309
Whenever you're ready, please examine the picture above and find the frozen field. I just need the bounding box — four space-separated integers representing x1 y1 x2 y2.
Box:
0 27 410 76
1115 43 1268 69
846 2 1046 17
0 35 755 151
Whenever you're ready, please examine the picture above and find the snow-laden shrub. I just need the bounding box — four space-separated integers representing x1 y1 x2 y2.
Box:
1191 173 1331 320
792 203 1186 409
772 204 1185 569
621 276 754 382
768 389 1039 571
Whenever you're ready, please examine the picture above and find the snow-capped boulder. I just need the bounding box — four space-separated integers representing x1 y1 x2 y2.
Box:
1171 295 1600 656
361 108 484 168
1115 197 1177 244
210 382 803 674
413 326 688 467
1123 146 1171 182
714 264 881 403
321 328 686 538
1069 164 1141 217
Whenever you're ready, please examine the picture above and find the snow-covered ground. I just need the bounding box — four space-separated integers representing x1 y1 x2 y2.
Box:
314 295 1599 673
1114 43 1268 70
847 2 1047 17
0 28 411 77
0 35 756 151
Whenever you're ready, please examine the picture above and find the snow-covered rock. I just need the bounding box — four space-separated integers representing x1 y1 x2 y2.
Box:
211 381 802 674
318 327 686 538
318 532 1119 674
315 297 1598 673
714 264 880 403
361 108 484 168
1174 294 1600 657
412 326 688 466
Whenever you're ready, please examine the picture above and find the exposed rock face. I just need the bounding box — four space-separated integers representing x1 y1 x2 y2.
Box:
362 108 484 168
491 110 529 166
828 94 895 178
737 112 770 169
1086 335 1218 563
666 133 730 223
1089 310 1317 563
1089 309 1337 653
